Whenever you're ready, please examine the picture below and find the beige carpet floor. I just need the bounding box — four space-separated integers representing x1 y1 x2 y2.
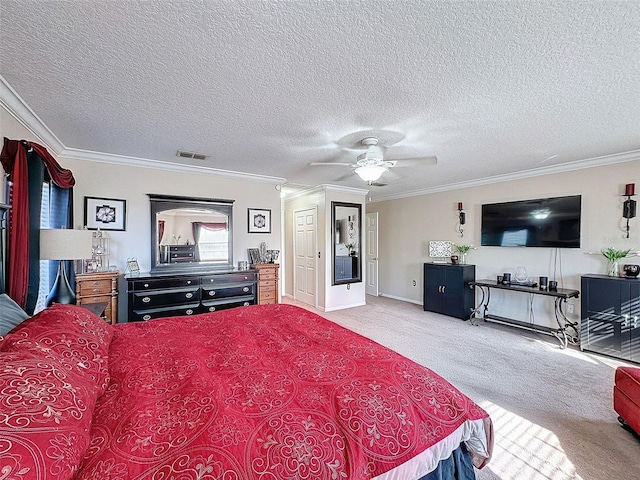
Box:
285 295 640 480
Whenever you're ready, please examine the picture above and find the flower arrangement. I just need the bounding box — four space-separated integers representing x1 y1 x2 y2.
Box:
454 244 472 254
601 247 631 276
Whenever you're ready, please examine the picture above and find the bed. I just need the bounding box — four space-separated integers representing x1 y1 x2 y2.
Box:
0 301 492 480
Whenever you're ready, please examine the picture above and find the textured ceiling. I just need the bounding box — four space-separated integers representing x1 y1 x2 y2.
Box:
1 1 639 200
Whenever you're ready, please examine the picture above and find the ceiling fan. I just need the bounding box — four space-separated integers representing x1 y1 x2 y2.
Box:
309 136 437 183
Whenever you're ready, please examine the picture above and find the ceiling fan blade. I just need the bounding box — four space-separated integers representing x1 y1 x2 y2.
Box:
309 162 354 166
335 171 356 181
389 156 438 166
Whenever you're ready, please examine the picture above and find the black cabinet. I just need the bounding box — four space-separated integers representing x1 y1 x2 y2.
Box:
126 270 257 322
581 275 640 363
423 263 475 320
335 256 358 281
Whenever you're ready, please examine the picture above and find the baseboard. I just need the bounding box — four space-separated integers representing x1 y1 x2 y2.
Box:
379 293 423 306
324 301 366 312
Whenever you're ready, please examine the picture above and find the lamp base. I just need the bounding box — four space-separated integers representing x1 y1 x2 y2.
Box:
46 260 77 306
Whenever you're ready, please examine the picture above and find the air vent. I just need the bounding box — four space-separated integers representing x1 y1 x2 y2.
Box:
176 150 207 160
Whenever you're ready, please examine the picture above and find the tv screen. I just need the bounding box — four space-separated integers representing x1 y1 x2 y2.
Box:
481 195 581 248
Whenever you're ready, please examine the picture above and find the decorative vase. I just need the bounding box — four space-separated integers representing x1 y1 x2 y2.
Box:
608 260 620 277
460 252 467 265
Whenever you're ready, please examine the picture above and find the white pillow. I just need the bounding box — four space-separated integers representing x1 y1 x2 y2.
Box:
0 293 30 335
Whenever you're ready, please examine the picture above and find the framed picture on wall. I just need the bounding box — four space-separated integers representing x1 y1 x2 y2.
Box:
84 196 127 231
248 208 271 233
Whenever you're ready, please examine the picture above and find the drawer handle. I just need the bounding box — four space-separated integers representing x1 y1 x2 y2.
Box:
186 293 193 299
92 297 100 302
187 280 192 285
92 288 100 292
142 297 151 303
209 279 215 283
243 302 250 306
209 306 216 312
209 291 216 296
243 287 249 293
144 283 149 288
264 293 271 298
143 314 151 321
186 309 194 315
92 281 99 285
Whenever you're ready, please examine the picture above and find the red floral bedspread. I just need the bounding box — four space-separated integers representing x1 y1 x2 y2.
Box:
74 304 490 479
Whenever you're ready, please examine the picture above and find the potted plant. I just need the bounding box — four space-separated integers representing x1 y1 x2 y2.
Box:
454 244 472 264
601 247 631 277
344 243 356 256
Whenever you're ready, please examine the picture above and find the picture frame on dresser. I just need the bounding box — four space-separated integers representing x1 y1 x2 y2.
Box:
247 208 271 233
84 196 127 231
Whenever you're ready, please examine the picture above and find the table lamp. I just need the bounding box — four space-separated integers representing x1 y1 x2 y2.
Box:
40 228 94 306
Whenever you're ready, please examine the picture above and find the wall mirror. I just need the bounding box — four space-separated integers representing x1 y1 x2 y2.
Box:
149 194 234 272
332 201 362 285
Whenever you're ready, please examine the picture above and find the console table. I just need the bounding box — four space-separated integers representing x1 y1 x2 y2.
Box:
470 279 580 349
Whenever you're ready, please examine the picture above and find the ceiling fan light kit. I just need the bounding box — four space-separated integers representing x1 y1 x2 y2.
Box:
355 165 387 182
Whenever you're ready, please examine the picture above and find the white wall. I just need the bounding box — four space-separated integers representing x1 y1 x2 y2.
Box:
367 161 640 328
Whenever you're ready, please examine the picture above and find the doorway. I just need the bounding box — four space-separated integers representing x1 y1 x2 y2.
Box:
365 212 379 296
294 207 317 307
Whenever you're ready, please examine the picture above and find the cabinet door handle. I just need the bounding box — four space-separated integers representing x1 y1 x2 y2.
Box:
142 296 151 303
442 286 445 293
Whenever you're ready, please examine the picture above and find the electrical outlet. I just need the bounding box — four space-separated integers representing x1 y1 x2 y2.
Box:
567 303 574 314
412 280 417 287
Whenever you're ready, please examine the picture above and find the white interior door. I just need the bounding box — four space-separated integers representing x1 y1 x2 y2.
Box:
294 207 317 306
365 212 379 296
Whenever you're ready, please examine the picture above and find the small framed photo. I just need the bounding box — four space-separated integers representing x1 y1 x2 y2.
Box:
248 208 271 233
84 196 127 231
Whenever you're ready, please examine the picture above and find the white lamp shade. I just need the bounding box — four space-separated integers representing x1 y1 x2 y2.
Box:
40 229 94 260
354 165 386 182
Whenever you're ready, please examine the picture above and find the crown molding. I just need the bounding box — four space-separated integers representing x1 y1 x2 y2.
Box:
371 149 640 203
321 184 369 196
60 147 286 185
0 75 66 153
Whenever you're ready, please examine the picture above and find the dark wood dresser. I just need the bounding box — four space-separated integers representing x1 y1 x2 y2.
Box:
75 271 119 324
126 270 257 322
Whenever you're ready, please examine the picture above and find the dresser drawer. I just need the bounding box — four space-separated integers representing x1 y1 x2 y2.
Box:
132 277 198 290
259 290 277 303
201 296 255 312
201 273 256 285
131 303 200 322
259 279 277 288
78 279 112 295
202 283 255 300
257 267 277 277
133 287 200 309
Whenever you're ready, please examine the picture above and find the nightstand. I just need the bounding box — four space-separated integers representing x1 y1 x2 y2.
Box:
75 271 118 324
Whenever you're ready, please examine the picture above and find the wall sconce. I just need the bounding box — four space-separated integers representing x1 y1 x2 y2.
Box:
623 183 636 239
457 202 466 237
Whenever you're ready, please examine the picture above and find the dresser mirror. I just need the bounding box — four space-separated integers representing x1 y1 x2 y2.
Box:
149 194 234 272
332 201 362 285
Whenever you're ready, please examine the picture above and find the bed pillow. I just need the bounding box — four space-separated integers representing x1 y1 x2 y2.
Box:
2 303 115 394
0 346 98 480
0 293 30 335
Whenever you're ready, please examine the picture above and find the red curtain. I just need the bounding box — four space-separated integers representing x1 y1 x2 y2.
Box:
0 139 75 308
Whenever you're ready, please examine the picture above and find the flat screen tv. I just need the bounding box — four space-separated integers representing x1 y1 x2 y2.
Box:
481 195 581 248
